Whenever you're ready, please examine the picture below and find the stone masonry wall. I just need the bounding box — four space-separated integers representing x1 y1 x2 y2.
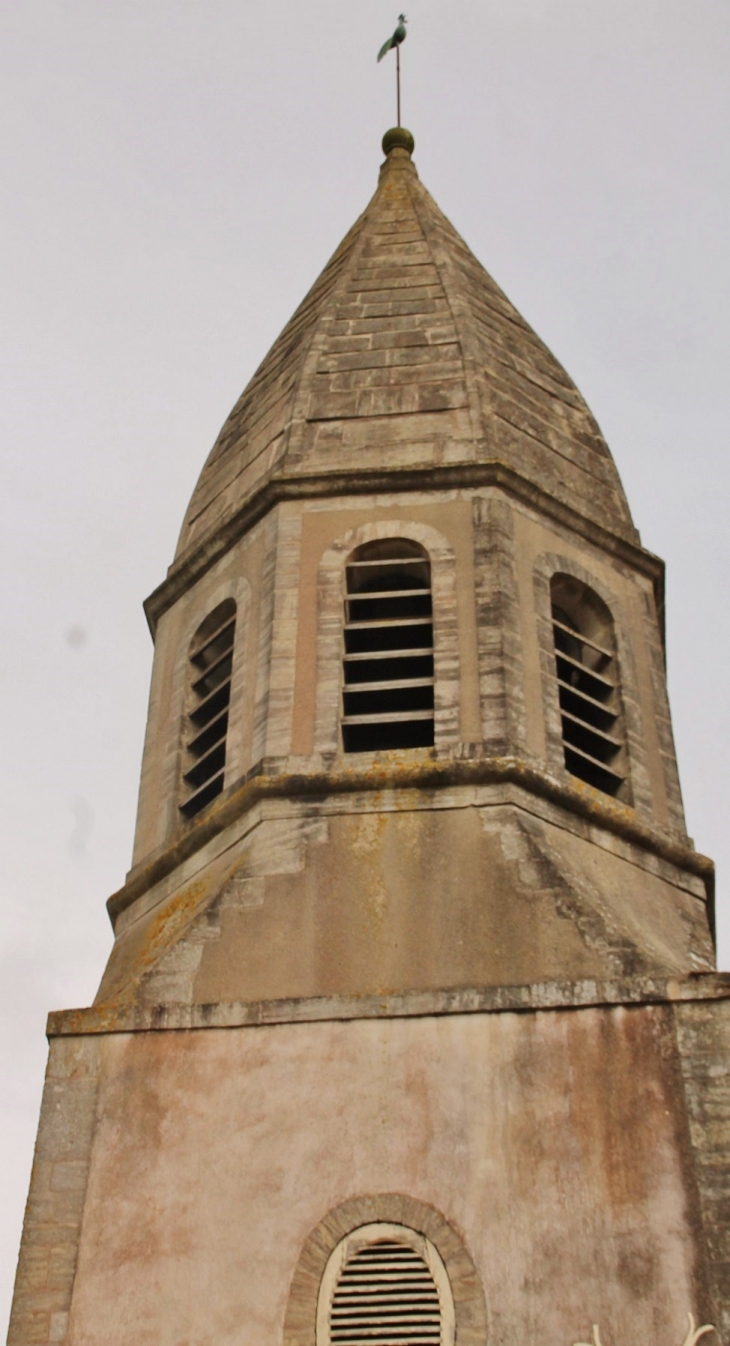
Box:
7 1037 100 1346
675 998 730 1340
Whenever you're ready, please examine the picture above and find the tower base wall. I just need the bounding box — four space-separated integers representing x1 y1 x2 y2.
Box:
8 981 730 1346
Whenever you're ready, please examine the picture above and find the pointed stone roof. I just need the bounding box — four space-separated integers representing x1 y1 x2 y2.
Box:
174 132 636 566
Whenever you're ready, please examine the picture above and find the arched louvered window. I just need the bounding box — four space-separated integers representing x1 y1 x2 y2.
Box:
179 598 236 820
550 575 627 799
317 1223 455 1346
342 540 435 753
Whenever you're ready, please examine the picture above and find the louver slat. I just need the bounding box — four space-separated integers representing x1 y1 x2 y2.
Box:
555 651 614 699
342 711 434 726
191 615 236 667
330 1241 442 1346
552 617 614 661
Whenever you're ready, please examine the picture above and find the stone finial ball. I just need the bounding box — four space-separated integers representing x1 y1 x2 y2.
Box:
382 127 415 156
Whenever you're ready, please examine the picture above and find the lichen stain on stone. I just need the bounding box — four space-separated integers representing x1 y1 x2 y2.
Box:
135 880 210 971
351 813 390 939
94 877 212 1017
53 1000 125 1037
565 773 636 829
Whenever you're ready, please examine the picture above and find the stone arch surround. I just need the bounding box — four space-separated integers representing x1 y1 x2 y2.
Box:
313 518 461 756
283 1193 488 1346
139 572 252 854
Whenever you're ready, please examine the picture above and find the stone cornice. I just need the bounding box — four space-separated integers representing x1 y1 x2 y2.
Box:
47 972 730 1039
144 461 662 639
108 754 712 929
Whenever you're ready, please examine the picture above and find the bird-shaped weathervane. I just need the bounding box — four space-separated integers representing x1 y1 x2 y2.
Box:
377 14 407 127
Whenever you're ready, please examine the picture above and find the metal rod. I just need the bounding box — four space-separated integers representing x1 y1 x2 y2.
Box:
396 42 401 126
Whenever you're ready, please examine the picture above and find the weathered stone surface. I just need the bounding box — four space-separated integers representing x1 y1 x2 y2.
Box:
675 998 730 1338
52 1007 713 1346
7 1039 100 1346
45 971 730 1039
172 143 636 578
106 800 712 1009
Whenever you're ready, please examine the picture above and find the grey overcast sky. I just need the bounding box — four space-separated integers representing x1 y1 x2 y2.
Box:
1 0 729 1325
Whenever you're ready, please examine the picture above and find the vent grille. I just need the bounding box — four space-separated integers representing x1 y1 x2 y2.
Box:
180 603 236 819
330 1240 442 1346
552 604 625 798
342 545 435 753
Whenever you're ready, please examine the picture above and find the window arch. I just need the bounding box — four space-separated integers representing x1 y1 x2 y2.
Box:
341 539 435 753
316 1223 455 1346
179 598 237 819
550 574 627 799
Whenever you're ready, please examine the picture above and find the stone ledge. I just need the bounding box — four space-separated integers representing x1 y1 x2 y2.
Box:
47 972 730 1039
144 461 655 637
108 754 714 928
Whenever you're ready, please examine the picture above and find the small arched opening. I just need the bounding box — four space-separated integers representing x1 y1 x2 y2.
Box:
550 574 627 799
341 539 435 753
317 1223 455 1346
179 597 237 819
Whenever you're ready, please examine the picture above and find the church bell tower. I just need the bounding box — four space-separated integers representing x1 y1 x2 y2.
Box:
8 128 730 1346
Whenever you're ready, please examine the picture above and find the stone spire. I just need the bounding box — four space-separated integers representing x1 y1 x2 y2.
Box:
159 130 634 624
96 129 713 1013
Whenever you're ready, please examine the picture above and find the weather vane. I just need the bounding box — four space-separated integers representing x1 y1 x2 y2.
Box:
377 14 408 128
